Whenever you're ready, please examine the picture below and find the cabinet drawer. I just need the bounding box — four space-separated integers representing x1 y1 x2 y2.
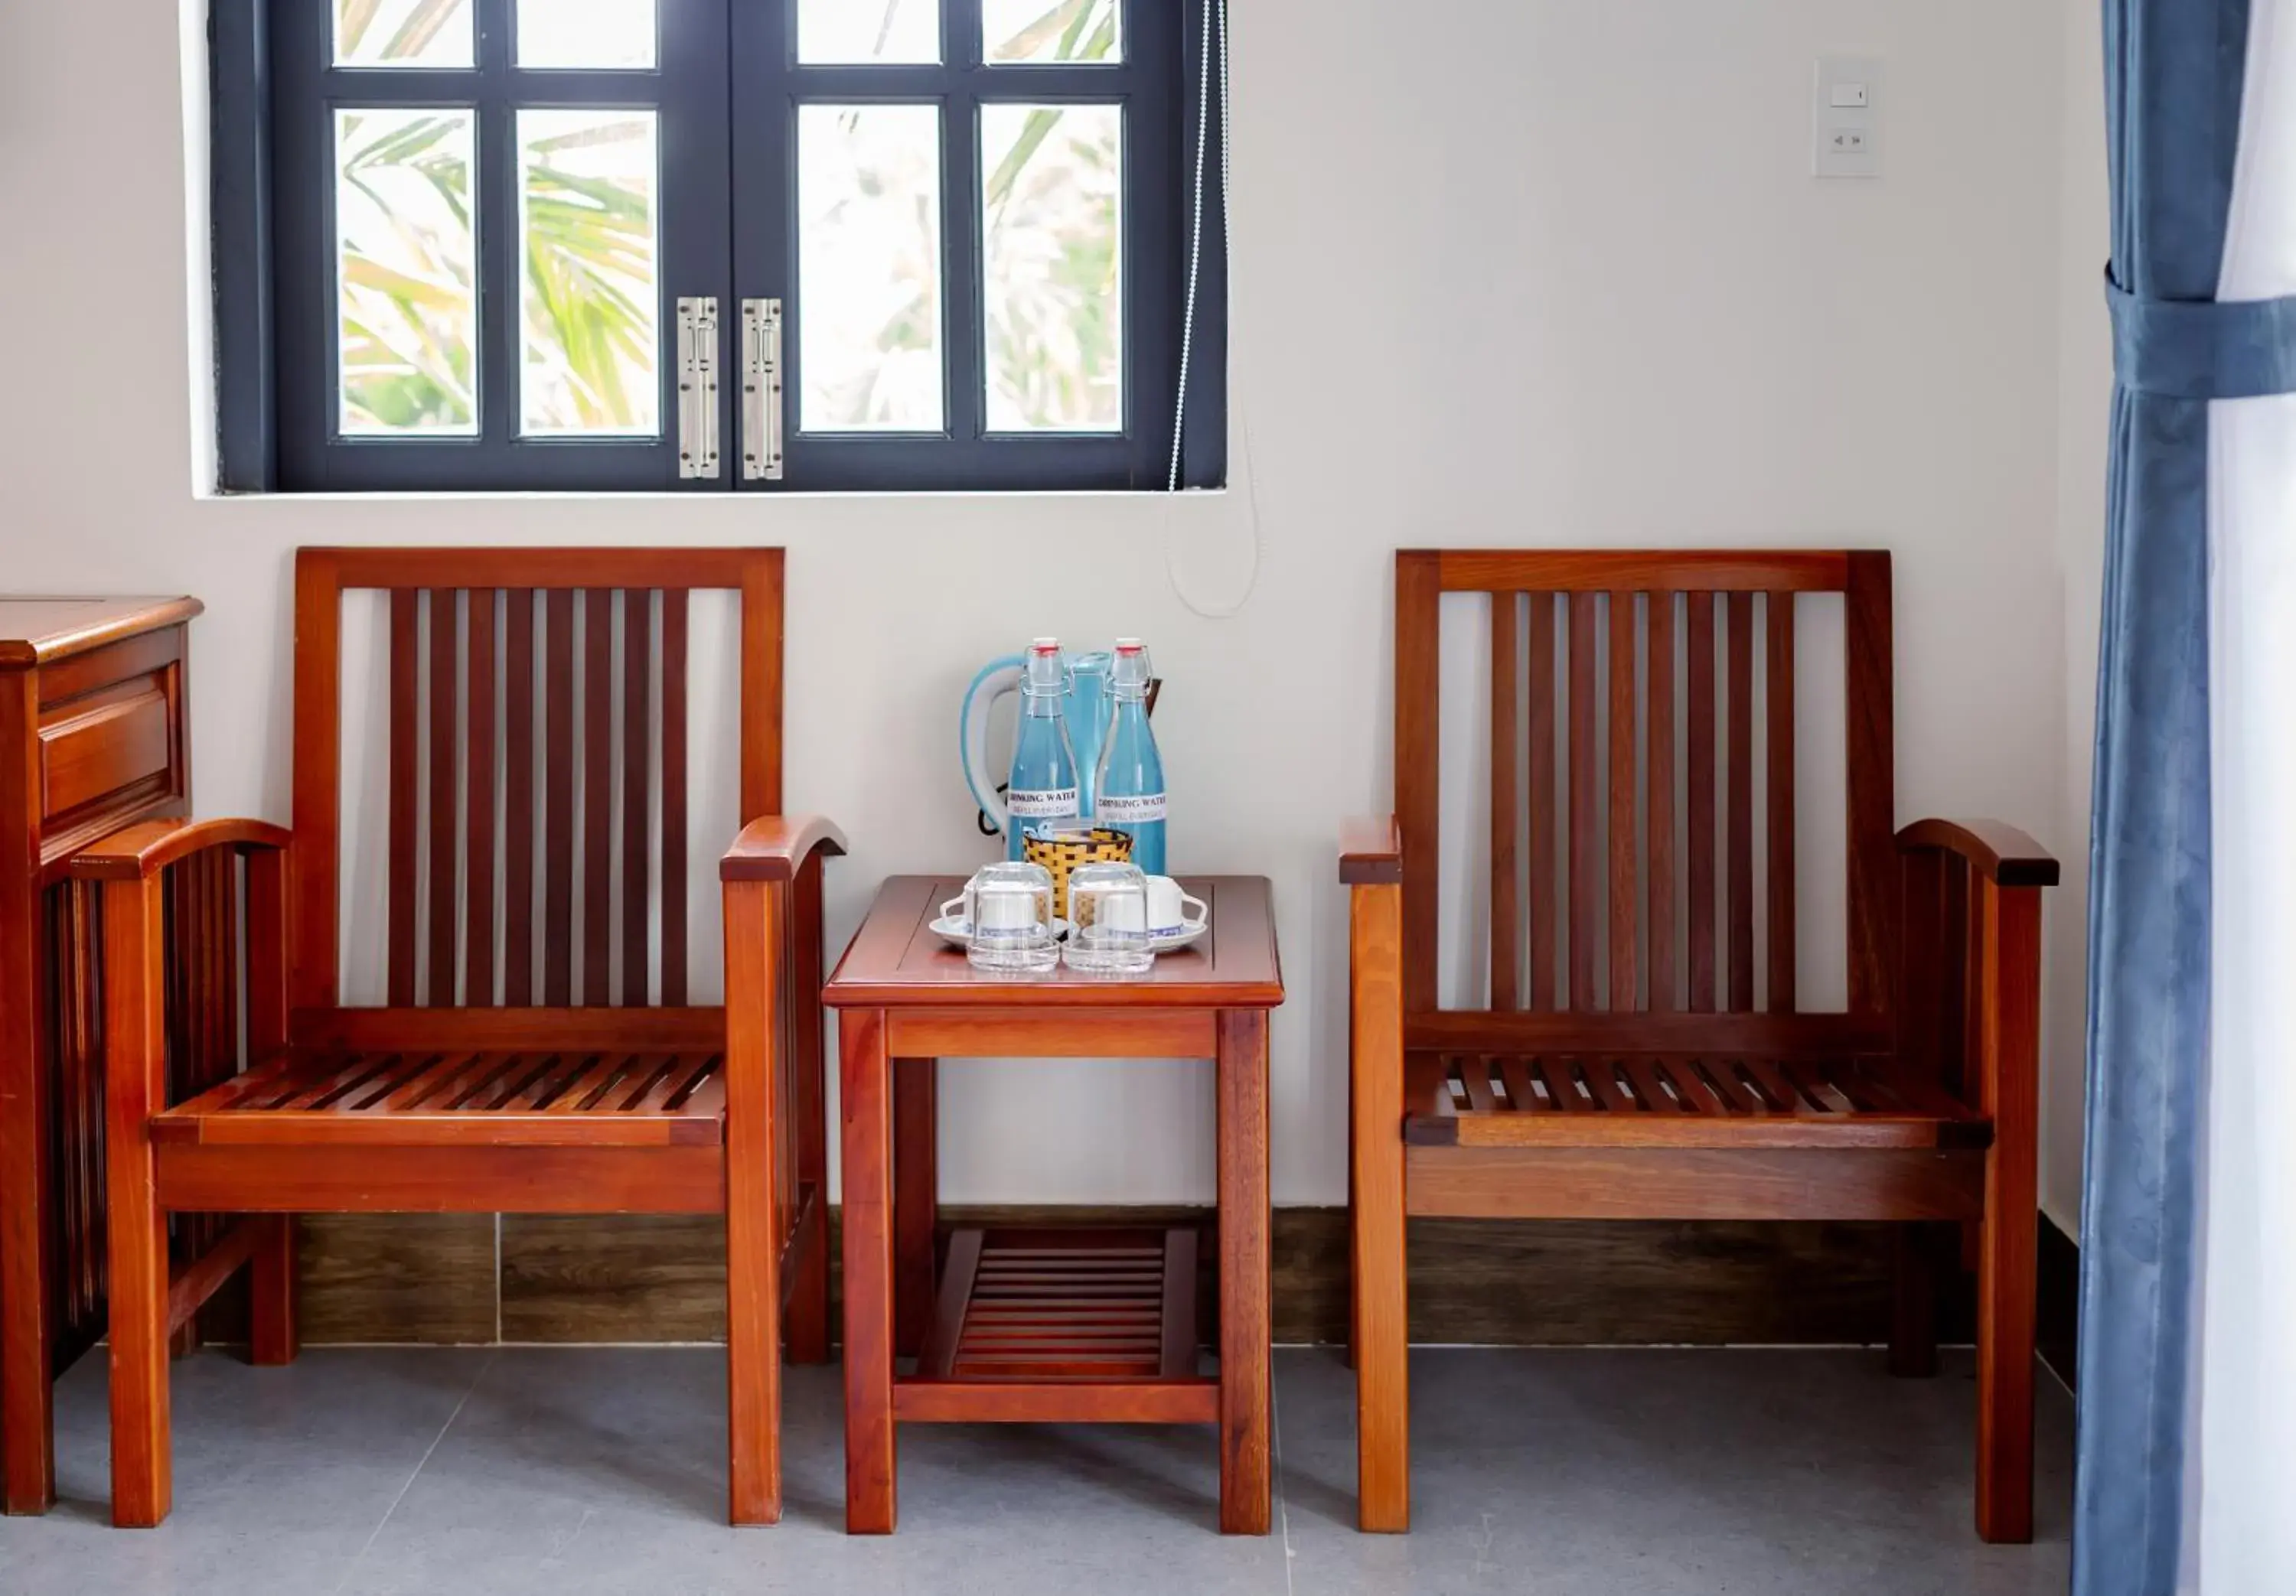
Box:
40 684 176 826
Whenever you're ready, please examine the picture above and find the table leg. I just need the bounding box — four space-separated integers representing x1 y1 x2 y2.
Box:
1 1058 55 1516
1 849 56 1514
1215 1008 1272 1536
894 1057 938 1361
840 1008 898 1534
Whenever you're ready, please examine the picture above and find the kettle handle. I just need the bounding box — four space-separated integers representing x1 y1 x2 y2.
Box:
960 655 1026 834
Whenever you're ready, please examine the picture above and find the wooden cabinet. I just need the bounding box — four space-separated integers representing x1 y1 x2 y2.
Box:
0 596 201 1513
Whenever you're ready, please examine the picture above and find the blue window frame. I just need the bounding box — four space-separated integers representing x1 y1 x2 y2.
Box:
213 1 1227 493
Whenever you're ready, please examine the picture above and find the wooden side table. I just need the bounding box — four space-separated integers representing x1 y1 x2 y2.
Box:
823 875 1284 1536
0 596 202 1513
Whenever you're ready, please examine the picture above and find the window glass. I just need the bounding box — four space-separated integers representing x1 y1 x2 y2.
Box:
333 0 477 68
982 104 1124 432
519 109 662 435
797 0 939 65
983 0 1120 65
335 108 479 435
797 104 945 432
517 0 658 70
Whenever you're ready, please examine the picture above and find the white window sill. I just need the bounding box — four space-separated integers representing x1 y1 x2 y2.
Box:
197 484 1231 506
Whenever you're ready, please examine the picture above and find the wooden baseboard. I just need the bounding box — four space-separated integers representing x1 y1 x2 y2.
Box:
201 1206 2077 1352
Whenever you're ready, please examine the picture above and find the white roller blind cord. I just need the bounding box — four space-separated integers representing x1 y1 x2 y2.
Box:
1162 0 1260 621
1168 0 1230 493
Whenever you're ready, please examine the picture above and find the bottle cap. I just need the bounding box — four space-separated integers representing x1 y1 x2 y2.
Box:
1110 639 1152 686
1023 640 1068 696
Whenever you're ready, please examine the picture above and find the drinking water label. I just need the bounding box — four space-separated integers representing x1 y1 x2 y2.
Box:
1008 787 1080 819
1096 792 1167 823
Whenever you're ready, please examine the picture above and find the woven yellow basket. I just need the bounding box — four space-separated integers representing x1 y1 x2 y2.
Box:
1022 826 1135 918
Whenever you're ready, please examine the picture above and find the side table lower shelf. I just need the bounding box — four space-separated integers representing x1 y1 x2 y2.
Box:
893 1226 1218 1425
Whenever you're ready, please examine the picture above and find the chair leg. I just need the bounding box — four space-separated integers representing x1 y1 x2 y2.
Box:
722 875 783 1526
108 1184 172 1529
1975 1197 2037 1542
250 1215 299 1366
102 875 171 1528
1349 882 1408 1533
1973 882 2040 1544
1353 1161 1408 1533
726 1178 781 1526
1888 1223 1939 1379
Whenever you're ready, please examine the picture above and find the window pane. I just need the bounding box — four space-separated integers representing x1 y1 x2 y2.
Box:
984 0 1121 65
797 0 939 64
336 109 478 436
518 109 660 436
798 105 944 432
517 0 656 68
334 0 476 67
981 104 1122 433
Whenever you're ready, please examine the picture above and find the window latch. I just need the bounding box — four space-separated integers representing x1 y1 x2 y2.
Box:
677 297 720 480
742 299 784 483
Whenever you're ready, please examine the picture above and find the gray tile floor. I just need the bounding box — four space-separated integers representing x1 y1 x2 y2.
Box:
0 1345 2072 1595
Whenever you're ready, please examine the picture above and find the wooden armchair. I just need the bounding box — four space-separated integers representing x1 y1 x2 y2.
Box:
71 549 842 1528
1344 550 2055 1541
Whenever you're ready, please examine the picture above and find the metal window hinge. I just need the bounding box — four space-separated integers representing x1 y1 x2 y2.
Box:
742 298 784 483
677 296 720 480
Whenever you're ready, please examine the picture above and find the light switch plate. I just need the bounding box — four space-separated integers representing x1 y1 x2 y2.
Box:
1814 55 1882 178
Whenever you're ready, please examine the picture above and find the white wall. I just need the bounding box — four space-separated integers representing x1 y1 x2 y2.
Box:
0 0 2079 1210
2052 0 2115 1230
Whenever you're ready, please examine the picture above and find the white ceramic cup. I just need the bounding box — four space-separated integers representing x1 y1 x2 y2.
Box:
945 871 1053 934
1091 888 1150 933
1146 877 1209 936
1064 863 1154 974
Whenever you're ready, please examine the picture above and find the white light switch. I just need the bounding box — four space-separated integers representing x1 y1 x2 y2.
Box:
1814 55 1882 178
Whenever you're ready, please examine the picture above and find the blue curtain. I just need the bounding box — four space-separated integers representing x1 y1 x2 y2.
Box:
2076 5 2249 1592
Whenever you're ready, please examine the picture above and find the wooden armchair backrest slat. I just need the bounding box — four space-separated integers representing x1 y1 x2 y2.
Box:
1394 550 1895 1030
289 548 784 1016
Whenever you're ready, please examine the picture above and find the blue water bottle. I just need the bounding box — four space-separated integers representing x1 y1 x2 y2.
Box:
1093 640 1166 875
1005 639 1081 860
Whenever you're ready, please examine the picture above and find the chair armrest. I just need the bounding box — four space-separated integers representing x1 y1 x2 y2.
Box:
720 814 849 882
1896 818 2060 888
1340 815 1401 884
71 818 292 882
